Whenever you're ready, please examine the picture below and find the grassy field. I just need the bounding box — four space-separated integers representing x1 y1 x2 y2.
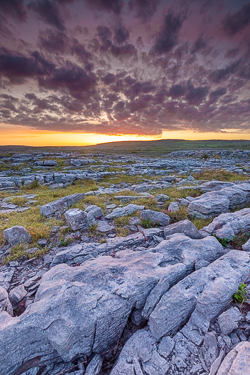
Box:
1 139 250 157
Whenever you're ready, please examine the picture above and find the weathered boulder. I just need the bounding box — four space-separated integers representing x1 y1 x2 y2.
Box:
217 342 250 375
148 250 250 341
64 209 88 231
0 234 225 375
164 219 203 239
140 209 170 226
105 204 144 219
188 191 230 218
201 208 250 240
3 225 32 246
189 183 250 218
40 193 85 217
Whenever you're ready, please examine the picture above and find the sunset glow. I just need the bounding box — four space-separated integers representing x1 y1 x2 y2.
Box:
0 0 250 145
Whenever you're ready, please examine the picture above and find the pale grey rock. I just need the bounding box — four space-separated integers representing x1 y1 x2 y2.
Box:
140 209 170 226
200 180 235 192
37 238 48 247
217 307 243 335
9 285 27 308
217 341 250 375
242 238 250 251
51 228 164 267
84 354 103 375
158 335 175 359
188 191 230 218
0 269 15 290
164 219 203 239
110 329 170 375
202 208 250 240
168 201 180 212
0 233 226 375
0 286 13 315
148 250 250 340
155 194 170 202
85 205 103 226
40 193 85 217
3 225 32 246
105 204 144 219
178 198 190 207
97 220 114 233
43 160 58 167
64 209 88 231
113 195 149 202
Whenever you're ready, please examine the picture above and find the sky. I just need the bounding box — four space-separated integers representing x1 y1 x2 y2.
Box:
0 0 250 146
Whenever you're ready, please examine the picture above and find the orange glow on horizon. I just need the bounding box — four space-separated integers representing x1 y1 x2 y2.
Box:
1 124 250 146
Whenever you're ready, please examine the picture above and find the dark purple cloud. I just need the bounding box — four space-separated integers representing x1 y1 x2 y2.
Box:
0 0 250 137
223 2 250 36
0 48 54 83
185 82 209 105
129 0 160 22
29 0 66 31
84 0 124 15
151 10 187 55
0 0 27 21
38 61 96 99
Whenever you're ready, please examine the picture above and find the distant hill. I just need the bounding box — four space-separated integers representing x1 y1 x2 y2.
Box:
0 139 250 155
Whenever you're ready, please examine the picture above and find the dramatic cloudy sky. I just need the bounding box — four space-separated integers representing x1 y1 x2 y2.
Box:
0 0 250 144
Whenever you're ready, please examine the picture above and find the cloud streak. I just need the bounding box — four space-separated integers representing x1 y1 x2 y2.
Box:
0 0 250 136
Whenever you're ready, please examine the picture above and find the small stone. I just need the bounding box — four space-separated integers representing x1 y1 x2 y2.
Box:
158 336 175 358
168 201 180 212
242 239 250 251
9 285 27 308
218 307 243 335
9 261 18 267
140 209 170 226
37 238 48 247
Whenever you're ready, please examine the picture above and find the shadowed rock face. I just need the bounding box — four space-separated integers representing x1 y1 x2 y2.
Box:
0 234 223 375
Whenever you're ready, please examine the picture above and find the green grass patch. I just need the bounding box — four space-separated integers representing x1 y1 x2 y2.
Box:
193 169 249 182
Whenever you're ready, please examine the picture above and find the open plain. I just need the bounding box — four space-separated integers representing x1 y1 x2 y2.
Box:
0 141 250 375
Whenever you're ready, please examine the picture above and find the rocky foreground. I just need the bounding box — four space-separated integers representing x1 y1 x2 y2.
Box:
1 148 250 375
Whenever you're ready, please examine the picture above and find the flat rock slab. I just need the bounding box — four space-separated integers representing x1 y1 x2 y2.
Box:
0 234 224 375
40 193 85 217
111 250 250 375
164 219 203 239
105 204 144 219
